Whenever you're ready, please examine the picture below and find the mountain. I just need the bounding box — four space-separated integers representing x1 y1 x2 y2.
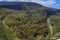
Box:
0 2 60 17
0 2 43 10
0 2 60 40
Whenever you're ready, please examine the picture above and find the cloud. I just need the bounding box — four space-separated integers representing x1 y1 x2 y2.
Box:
20 0 29 2
0 0 21 1
32 0 56 7
31 0 60 9
6 0 16 1
20 0 25 1
0 0 4 1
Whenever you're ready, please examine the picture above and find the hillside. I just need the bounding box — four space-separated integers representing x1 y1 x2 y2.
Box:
0 2 43 10
0 2 60 40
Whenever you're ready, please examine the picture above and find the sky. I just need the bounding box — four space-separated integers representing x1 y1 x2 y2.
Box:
0 0 60 9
